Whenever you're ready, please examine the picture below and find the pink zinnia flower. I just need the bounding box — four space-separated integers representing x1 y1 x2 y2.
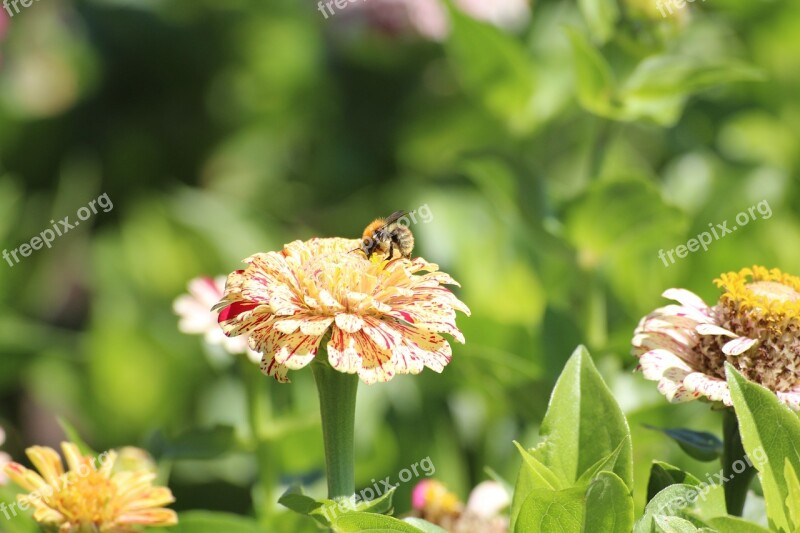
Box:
173 276 260 363
632 266 800 410
214 237 469 384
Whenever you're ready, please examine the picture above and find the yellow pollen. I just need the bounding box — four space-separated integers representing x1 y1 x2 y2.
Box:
715 266 800 321
748 281 800 303
52 470 118 527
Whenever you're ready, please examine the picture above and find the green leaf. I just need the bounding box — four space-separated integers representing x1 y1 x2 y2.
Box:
149 425 237 460
147 511 261 533
578 0 619 44
566 28 618 117
332 512 429 532
576 437 631 486
707 516 773 533
516 485 586 532
513 440 564 491
278 484 326 517
57 417 98 457
511 346 632 530
784 460 800 531
583 471 635 533
355 486 396 515
445 5 537 133
653 515 700 533
529 346 633 488
635 484 718 532
647 461 702 504
726 363 800 533
643 425 723 462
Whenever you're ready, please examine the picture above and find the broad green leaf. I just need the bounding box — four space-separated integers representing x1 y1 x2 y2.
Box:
635 484 716 532
149 425 237 460
355 486 396 515
511 346 631 530
707 516 773 533
646 461 702 504
513 441 563 491
278 484 326 522
446 6 537 134
643 425 723 462
566 28 618 117
147 511 260 533
516 485 586 532
529 346 632 489
727 364 800 533
653 515 700 533
57 417 98 457
332 512 428 532
577 437 630 486
621 56 764 98
784 460 800 531
578 0 619 44
584 471 634 533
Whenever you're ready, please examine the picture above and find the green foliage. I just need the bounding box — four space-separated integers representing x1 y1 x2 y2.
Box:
511 346 634 532
727 365 800 532
643 426 723 462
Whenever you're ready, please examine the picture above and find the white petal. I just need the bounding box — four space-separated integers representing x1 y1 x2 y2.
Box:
722 337 758 356
696 324 738 337
662 288 710 311
683 372 732 405
638 349 693 382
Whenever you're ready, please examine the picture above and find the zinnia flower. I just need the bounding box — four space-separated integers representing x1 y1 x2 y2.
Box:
173 276 260 363
411 479 509 532
3 442 177 532
214 237 469 384
632 266 800 410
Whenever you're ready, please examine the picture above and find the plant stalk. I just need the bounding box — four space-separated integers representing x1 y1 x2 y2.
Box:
311 354 358 501
722 408 756 517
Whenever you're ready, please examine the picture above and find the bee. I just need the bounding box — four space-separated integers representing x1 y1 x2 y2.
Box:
357 211 414 260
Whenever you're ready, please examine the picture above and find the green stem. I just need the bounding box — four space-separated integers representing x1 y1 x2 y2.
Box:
311 353 358 500
240 357 276 523
722 408 756 516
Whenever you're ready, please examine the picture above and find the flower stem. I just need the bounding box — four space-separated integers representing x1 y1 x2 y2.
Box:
240 357 276 523
722 408 756 517
311 354 358 500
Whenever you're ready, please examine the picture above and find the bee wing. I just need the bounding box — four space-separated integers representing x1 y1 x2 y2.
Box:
380 211 408 229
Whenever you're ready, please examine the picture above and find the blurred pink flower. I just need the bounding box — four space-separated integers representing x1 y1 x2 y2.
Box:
173 276 261 363
0 426 10 485
411 479 509 532
354 0 530 41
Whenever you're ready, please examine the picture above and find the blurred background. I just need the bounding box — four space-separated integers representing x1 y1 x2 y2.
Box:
0 0 798 530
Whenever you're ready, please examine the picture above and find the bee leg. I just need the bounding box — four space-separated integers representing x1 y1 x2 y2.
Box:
386 244 395 261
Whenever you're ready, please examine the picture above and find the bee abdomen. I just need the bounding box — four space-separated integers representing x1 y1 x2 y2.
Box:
392 226 415 257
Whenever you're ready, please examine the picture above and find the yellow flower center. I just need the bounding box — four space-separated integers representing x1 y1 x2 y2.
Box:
698 266 800 392
716 266 800 322
48 469 119 530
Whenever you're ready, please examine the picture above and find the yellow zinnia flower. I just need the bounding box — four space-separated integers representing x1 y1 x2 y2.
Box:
214 237 470 384
3 442 177 532
632 266 800 410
